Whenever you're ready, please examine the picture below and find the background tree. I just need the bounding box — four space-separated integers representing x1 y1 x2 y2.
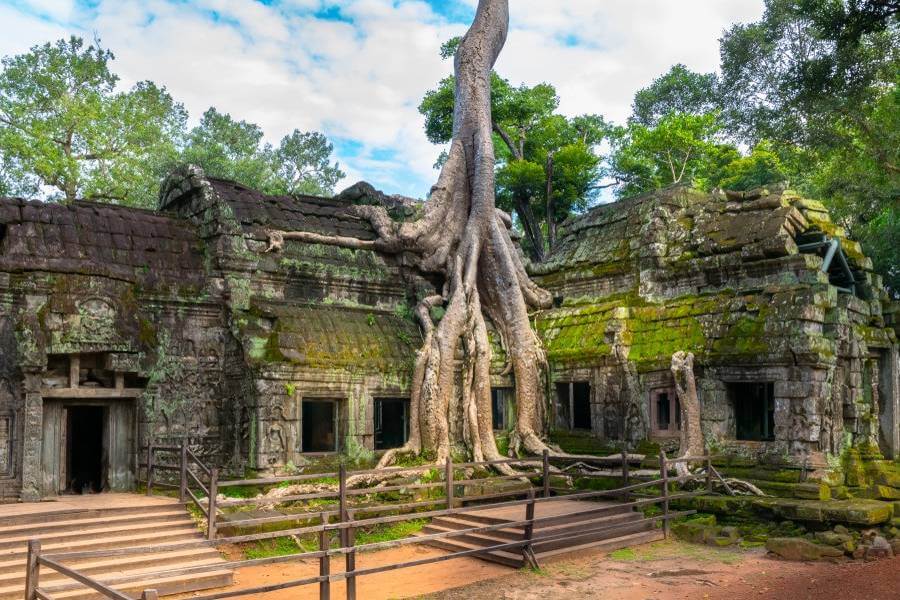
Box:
271 130 345 196
608 112 737 197
631 64 720 127
180 107 277 192
420 40 607 261
0 36 186 207
719 0 899 292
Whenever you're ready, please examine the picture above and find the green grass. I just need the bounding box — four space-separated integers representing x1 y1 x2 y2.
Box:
243 536 307 559
355 519 427 546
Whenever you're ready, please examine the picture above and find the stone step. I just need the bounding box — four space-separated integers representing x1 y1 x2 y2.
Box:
0 502 188 527
427 511 642 543
0 519 197 551
536 529 664 561
25 570 234 600
0 527 200 567
0 547 223 589
418 534 525 568
0 509 191 538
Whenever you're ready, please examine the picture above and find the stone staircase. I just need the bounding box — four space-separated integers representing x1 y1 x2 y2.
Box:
0 496 232 599
420 498 663 568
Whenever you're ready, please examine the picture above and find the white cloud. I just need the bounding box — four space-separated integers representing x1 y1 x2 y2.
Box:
0 0 766 197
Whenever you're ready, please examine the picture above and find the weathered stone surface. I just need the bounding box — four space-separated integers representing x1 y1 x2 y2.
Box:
766 537 844 561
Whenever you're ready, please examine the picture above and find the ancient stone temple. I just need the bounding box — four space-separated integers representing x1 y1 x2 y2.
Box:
0 166 896 501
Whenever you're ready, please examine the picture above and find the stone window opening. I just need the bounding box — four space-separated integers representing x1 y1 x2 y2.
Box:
301 399 340 453
374 398 409 450
0 413 13 477
556 382 591 431
491 388 514 430
729 382 775 442
650 389 680 437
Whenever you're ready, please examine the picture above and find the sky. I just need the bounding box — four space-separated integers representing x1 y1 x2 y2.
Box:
0 0 765 198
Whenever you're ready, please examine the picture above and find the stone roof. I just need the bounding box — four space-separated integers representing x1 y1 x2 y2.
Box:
158 166 377 241
240 302 421 372
531 185 894 371
0 197 206 287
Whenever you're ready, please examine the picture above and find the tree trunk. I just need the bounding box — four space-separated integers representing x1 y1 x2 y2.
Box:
269 0 555 468
514 197 545 262
671 351 703 478
545 153 556 251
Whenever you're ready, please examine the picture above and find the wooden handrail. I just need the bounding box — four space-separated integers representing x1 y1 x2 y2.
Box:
39 556 134 600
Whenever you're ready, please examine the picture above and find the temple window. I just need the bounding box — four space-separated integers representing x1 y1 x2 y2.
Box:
649 388 680 437
729 382 775 441
555 382 591 431
301 399 340 453
374 398 409 450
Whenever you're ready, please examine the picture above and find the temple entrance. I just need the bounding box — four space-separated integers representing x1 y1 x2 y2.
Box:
66 406 106 493
374 398 408 450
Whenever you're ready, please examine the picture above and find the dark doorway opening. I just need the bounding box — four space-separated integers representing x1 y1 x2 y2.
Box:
573 382 591 429
67 406 106 493
555 382 592 430
375 398 408 450
729 382 775 441
491 388 511 430
302 400 337 453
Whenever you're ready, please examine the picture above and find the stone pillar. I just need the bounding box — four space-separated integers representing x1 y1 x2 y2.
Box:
880 344 900 459
19 372 43 502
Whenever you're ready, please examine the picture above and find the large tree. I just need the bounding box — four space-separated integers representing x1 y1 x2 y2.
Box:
631 64 720 127
269 0 554 466
0 37 186 207
720 0 899 293
181 108 345 197
420 43 606 262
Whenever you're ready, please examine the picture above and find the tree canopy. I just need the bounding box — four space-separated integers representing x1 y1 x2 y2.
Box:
0 37 344 207
419 39 607 262
0 37 186 206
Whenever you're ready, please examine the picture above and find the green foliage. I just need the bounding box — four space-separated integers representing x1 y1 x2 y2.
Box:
243 536 305 559
609 112 728 197
717 143 788 191
0 36 186 207
354 519 427 546
0 37 344 205
718 0 899 294
631 64 720 127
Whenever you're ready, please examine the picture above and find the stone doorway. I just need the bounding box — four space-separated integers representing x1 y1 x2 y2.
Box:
66 406 106 493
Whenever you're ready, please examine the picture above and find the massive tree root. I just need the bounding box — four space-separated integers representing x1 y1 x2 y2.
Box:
268 0 556 476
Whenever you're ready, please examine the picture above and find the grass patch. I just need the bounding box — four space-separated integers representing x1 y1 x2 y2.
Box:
606 540 744 565
355 519 427 546
243 536 307 560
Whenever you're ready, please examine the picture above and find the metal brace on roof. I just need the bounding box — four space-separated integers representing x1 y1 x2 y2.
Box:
797 236 856 295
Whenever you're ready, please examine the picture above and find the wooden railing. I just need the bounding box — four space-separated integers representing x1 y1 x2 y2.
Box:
24 451 717 600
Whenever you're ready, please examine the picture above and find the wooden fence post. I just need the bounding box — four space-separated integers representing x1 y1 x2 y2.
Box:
522 489 539 570
207 468 218 540
140 590 159 600
339 463 347 524
705 447 713 494
345 509 356 600
24 539 40 600
660 450 669 539
179 439 188 503
319 513 330 600
145 440 154 496
541 449 550 498
444 457 454 509
621 449 630 502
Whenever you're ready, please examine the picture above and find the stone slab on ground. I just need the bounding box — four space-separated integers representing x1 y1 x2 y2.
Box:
676 495 894 525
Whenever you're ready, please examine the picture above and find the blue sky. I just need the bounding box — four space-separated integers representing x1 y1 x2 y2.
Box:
0 0 764 198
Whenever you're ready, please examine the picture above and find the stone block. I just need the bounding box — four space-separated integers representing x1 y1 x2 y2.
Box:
765 537 844 561
794 483 831 501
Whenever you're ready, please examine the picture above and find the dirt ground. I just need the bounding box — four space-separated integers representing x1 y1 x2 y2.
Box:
186 539 900 600
421 540 900 600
